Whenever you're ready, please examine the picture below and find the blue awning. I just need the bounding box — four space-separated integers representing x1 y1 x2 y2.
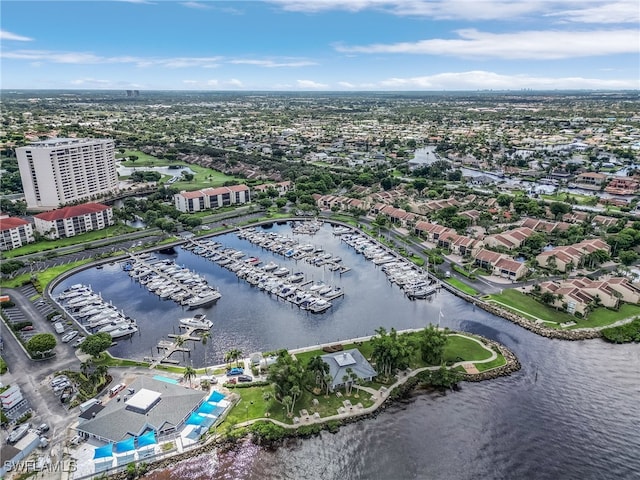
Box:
208 391 225 403
197 402 216 414
137 430 157 448
186 412 206 425
93 443 113 459
115 437 135 453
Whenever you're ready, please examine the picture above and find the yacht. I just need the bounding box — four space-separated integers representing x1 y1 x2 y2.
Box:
179 313 213 330
109 324 139 339
98 319 136 333
262 261 278 272
308 298 332 313
184 289 222 310
273 267 290 277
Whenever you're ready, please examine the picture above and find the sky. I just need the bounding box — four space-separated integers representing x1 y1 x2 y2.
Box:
1 0 639 91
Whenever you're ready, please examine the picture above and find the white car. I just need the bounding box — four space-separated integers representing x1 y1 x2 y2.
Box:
61 330 79 343
72 336 86 348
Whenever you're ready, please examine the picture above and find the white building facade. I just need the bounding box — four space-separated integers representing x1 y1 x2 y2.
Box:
16 138 118 211
33 203 114 240
0 216 35 251
174 185 251 213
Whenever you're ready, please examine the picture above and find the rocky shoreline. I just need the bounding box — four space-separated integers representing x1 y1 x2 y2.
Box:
443 284 603 341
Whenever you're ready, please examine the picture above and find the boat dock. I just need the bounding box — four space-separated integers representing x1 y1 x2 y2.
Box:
148 325 209 368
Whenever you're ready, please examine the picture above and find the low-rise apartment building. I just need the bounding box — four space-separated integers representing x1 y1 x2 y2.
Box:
33 203 113 240
174 185 250 213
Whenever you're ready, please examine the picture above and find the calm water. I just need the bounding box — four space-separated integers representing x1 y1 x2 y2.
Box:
52 223 640 480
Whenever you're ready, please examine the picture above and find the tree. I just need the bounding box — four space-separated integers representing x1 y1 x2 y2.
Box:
549 202 571 220
306 355 330 391
540 291 556 305
183 366 196 387
419 324 448 365
267 350 306 414
370 327 413 379
26 333 56 358
225 348 243 367
80 332 112 358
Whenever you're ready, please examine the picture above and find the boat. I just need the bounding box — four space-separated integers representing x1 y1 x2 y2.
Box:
287 272 305 283
308 298 332 313
273 267 290 277
109 324 139 339
98 319 136 333
185 289 222 309
262 261 278 272
180 313 213 330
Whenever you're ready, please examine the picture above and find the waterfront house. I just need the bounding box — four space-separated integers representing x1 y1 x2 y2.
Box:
321 349 377 391
174 185 250 213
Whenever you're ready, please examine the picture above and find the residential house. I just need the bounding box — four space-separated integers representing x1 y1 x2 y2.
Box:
483 227 534 250
535 238 610 272
473 248 528 280
320 349 377 391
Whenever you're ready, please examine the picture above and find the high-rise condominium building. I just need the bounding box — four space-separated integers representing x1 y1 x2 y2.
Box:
16 138 118 210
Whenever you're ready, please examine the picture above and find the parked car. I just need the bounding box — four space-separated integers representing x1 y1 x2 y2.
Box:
226 367 244 376
226 377 237 384
72 336 86 348
61 330 79 343
21 325 34 331
36 423 49 435
50 376 68 388
7 423 31 444
238 375 253 383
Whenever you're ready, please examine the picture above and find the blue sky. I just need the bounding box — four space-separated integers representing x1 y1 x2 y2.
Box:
1 0 639 90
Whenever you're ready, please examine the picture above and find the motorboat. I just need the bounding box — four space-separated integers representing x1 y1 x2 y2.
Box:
262 261 278 272
273 267 290 277
308 298 332 313
179 313 213 330
109 324 138 339
184 289 222 309
286 272 305 283
98 319 136 333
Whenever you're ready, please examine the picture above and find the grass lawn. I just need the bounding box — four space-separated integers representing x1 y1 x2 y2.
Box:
476 355 507 372
118 150 165 167
445 278 479 296
541 193 596 206
443 335 494 364
1 259 93 290
1 225 137 259
168 164 240 191
568 303 640 329
487 289 576 324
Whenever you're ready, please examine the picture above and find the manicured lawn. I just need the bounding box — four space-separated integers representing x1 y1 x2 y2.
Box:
1 225 137 259
445 277 479 296
476 355 507 372
1 259 93 290
487 289 576 324
443 335 494 364
168 164 240 190
568 303 640 329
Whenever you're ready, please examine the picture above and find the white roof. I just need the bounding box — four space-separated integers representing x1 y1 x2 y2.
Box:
125 388 161 412
334 352 357 367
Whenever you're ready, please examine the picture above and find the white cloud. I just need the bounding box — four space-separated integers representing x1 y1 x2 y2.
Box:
206 79 219 86
1 30 34 41
270 1 640 23
1 49 222 68
336 29 640 59
296 79 328 88
181 2 210 9
376 70 638 90
548 1 640 24
338 81 356 88
226 79 243 87
229 59 317 67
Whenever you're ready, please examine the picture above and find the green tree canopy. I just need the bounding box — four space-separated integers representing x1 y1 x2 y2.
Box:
80 333 113 357
26 333 56 357
419 324 448 365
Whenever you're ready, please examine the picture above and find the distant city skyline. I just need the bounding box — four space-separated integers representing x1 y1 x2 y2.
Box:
1 0 639 91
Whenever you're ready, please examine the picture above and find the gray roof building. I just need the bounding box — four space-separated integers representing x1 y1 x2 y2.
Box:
76 377 206 443
321 349 377 390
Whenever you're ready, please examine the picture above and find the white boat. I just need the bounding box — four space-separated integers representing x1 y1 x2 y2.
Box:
262 261 278 272
273 267 290 277
185 289 222 310
286 272 305 283
98 319 136 333
180 313 213 330
308 298 332 313
109 324 138 339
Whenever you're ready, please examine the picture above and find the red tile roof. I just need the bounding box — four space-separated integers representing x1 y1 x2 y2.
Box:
0 216 30 231
34 203 110 222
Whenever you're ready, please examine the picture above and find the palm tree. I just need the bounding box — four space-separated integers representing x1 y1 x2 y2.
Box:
183 365 196 387
306 355 330 391
80 359 93 377
225 348 243 367
200 331 210 345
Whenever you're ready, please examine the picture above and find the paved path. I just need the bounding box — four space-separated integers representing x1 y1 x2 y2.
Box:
235 333 498 429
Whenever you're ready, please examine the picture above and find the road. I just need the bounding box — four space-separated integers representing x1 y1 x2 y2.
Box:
1 286 83 449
